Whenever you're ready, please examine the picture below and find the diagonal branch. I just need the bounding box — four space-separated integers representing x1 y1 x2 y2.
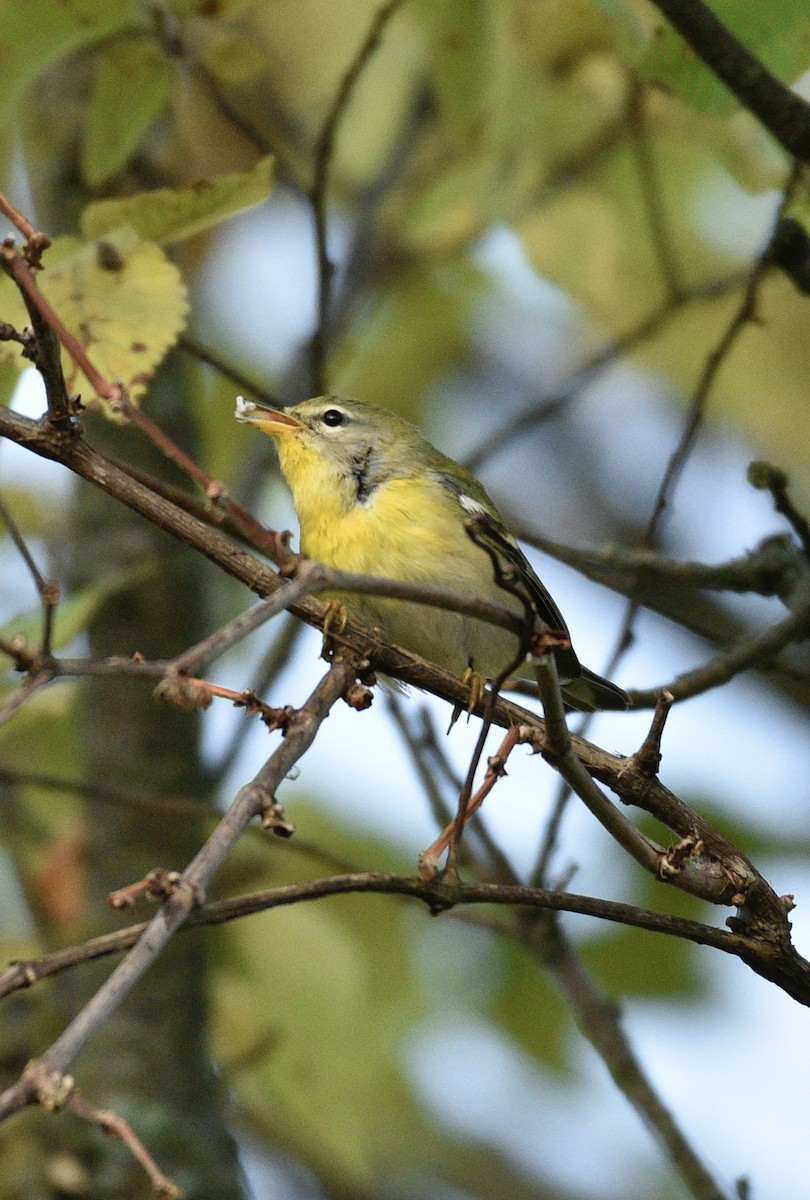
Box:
308 0 405 391
647 0 810 161
0 406 796 931
0 659 358 1121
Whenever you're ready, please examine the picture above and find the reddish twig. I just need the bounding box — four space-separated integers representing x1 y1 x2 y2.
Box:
418 724 523 881
0 660 358 1122
0 194 50 260
67 1091 182 1198
1 242 123 405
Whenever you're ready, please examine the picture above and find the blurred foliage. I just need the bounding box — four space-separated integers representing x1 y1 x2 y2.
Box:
1 1 810 1198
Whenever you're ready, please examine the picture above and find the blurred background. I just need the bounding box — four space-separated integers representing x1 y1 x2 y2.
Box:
1 2 810 1198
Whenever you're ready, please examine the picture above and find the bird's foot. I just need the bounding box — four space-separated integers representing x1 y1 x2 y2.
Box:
447 666 486 732
320 599 348 661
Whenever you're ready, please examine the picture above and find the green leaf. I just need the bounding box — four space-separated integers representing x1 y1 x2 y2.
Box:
0 0 130 110
330 262 486 414
80 155 275 245
517 130 737 332
212 893 439 1190
581 924 707 1000
0 683 77 769
0 568 150 659
640 2 810 115
488 939 570 1072
591 0 650 59
82 38 172 187
400 0 547 252
0 230 188 404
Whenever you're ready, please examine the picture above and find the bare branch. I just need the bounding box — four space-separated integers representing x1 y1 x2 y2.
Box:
0 660 358 1121
748 459 810 559
646 0 810 161
308 0 405 390
522 915 731 1200
178 331 280 407
3 867 808 1005
628 587 810 707
463 272 746 472
66 1090 182 1198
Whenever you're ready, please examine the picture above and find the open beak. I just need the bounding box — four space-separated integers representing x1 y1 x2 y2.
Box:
234 396 304 437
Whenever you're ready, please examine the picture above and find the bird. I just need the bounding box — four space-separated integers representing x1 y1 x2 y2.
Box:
235 395 627 713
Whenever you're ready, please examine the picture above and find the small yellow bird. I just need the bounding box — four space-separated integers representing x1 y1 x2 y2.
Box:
236 395 627 713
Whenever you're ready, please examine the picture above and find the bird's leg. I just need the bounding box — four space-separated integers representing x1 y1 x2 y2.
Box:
417 787 488 880
447 665 486 731
320 598 348 661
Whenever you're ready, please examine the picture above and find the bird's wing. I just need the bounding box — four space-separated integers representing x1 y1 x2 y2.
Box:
438 473 583 680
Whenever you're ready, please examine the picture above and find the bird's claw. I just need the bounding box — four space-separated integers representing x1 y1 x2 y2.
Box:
447 666 486 731
320 599 349 661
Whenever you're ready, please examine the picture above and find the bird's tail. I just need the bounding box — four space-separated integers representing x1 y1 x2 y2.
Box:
561 667 628 713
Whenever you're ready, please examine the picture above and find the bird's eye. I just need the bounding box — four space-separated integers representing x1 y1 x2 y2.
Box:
321 408 345 428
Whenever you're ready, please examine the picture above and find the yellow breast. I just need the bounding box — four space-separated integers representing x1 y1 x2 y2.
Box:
275 435 520 676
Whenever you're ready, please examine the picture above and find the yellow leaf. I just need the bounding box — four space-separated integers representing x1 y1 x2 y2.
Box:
80 155 275 245
0 230 188 405
82 39 172 187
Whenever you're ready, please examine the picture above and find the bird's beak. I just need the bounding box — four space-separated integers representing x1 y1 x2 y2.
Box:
234 396 304 437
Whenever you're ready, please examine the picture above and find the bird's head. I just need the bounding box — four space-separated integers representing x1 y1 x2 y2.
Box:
235 395 419 504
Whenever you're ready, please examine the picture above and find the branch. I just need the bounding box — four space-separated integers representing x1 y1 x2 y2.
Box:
520 915 731 1200
628 586 810 707
599 161 804 710
463 272 746 472
308 0 405 390
532 653 663 872
0 492 60 655
178 331 280 407
66 1089 182 1198
748 459 810 559
517 533 803 605
647 0 810 161
0 660 357 1121
3 869 807 1005
0 408 796 930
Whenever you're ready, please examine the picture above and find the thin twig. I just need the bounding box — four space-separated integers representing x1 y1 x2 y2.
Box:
532 654 663 875
641 165 802 555
2 867 807 1005
0 493 60 654
647 0 810 161
308 0 405 391
748 460 810 560
178 332 279 406
0 660 357 1120
463 272 746 472
66 1090 182 1198
628 588 810 707
0 195 47 247
387 696 517 879
602 160 804 704
419 725 523 881
522 914 731 1200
